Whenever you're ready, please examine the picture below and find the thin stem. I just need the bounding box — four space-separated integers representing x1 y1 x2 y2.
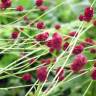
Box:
82 80 93 96
25 80 38 96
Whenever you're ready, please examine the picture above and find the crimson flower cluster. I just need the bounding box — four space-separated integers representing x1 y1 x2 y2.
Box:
54 24 61 30
36 21 45 29
11 31 19 39
35 0 48 11
79 7 94 22
16 5 24 11
70 54 87 73
35 0 43 6
63 42 69 51
46 32 62 52
91 68 96 80
37 66 47 82
85 37 94 45
72 45 84 55
69 31 78 37
22 73 32 81
90 48 96 54
0 0 11 9
35 32 49 41
22 66 48 82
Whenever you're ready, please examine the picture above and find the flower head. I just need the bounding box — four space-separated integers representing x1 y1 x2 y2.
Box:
91 68 96 80
71 54 87 73
35 0 43 7
37 66 47 82
72 45 84 55
11 31 19 39
22 73 32 81
16 5 24 11
35 32 49 41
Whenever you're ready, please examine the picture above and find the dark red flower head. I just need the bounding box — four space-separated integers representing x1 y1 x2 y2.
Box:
63 42 69 51
46 39 53 47
49 48 55 53
54 24 61 30
79 14 84 21
1 0 11 9
91 68 96 80
36 21 45 29
84 7 94 18
80 42 86 47
85 37 94 45
83 16 92 22
37 66 47 82
22 73 32 81
46 32 62 52
35 0 43 7
52 32 62 51
79 7 94 22
83 7 94 22
69 31 78 37
16 5 24 11
35 32 49 41
71 54 87 73
90 48 96 54
72 45 84 55
11 31 19 39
